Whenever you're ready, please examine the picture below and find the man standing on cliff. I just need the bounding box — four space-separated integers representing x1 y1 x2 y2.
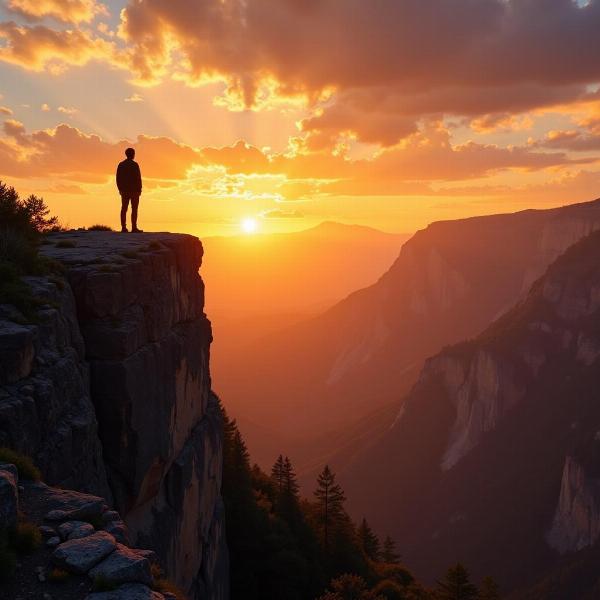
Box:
116 147 143 233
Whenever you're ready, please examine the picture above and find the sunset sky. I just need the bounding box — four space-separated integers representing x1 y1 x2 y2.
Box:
1 0 600 236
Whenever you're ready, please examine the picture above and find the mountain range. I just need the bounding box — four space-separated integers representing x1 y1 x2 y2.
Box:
219 199 600 470
340 227 600 596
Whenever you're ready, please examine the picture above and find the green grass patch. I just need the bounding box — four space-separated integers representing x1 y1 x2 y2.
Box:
0 447 41 481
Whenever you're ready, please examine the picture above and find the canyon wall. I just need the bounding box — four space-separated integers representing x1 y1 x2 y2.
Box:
342 228 600 592
0 231 228 599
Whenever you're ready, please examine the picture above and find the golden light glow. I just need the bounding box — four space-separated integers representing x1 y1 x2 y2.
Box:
241 217 259 234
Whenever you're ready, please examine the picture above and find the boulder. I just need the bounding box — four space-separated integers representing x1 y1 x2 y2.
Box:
46 536 61 547
102 510 120 524
58 520 93 540
103 519 129 545
69 522 96 540
46 509 69 521
52 531 116 574
0 465 18 528
89 543 152 587
85 583 165 600
39 525 56 537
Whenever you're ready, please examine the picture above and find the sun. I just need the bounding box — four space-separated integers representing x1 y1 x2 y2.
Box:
241 217 258 234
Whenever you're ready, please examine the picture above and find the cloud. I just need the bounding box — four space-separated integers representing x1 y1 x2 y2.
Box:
114 0 600 144
0 120 590 201
41 103 50 112
0 107 13 116
0 21 118 73
40 183 87 194
535 129 600 152
58 106 78 116
3 0 600 151
6 0 108 24
124 93 144 103
261 208 304 219
0 122 204 181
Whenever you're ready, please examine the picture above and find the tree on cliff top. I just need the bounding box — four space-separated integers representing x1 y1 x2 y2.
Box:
0 182 60 318
0 182 58 239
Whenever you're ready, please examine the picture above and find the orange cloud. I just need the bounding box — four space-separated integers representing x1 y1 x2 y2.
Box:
0 121 590 201
0 122 203 181
115 0 600 146
6 0 108 24
0 21 118 73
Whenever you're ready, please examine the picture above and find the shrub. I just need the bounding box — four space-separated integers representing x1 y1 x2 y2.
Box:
87 224 113 231
372 579 404 600
48 568 69 583
0 228 38 272
0 182 61 319
0 182 58 238
0 448 41 481
10 522 41 554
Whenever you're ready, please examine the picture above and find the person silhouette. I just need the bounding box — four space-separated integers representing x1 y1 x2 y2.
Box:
116 147 143 233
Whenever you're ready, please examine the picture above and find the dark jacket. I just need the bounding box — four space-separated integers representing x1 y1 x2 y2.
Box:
116 159 142 196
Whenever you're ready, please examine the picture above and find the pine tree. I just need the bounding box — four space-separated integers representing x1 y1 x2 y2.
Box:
317 574 385 600
477 576 500 600
314 465 346 550
283 456 299 498
271 454 285 496
381 536 400 564
358 518 381 561
436 563 478 600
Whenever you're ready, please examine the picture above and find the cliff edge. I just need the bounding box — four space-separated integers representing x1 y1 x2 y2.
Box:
0 230 228 600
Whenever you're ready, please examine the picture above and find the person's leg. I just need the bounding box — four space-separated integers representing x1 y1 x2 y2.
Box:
131 196 140 231
120 195 130 231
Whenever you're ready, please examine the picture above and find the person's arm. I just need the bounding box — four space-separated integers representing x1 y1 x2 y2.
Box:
135 163 142 195
116 163 123 193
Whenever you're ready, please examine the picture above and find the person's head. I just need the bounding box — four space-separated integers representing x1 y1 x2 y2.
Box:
125 147 135 160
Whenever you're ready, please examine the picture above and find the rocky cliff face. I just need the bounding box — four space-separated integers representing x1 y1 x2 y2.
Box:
0 231 228 599
0 274 110 499
341 229 600 594
546 456 600 554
